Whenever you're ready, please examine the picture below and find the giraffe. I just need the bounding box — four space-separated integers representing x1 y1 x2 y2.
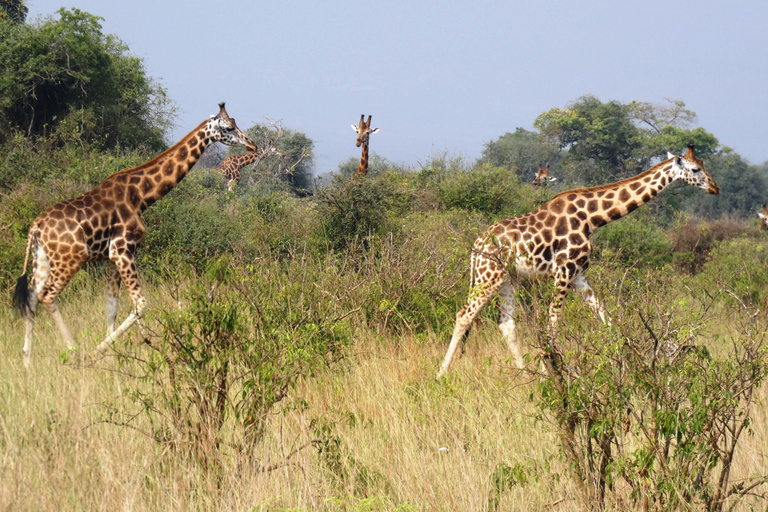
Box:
351 114 379 178
437 144 719 378
533 162 556 185
13 103 258 366
214 145 286 191
759 204 768 231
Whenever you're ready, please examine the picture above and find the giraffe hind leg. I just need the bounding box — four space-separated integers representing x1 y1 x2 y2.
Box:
498 276 525 369
437 271 505 378
106 262 121 335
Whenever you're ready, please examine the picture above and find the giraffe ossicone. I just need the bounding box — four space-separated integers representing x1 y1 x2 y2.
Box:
351 114 379 178
13 103 258 366
437 144 719 378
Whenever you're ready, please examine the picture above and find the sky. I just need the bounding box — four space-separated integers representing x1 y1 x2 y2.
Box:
26 0 768 174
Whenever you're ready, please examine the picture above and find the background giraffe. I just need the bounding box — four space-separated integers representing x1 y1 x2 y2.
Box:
13 103 257 365
437 145 719 377
532 162 555 185
351 114 379 178
759 204 768 231
214 145 286 191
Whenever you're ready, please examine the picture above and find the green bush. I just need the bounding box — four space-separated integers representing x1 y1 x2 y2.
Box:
117 255 353 462
591 208 672 268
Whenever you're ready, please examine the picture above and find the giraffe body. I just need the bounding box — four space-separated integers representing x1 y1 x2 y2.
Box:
437 145 719 378
214 145 285 191
351 114 379 178
13 103 257 366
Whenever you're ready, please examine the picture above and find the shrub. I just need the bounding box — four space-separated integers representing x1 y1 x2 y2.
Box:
114 255 353 464
590 208 672 268
530 269 768 511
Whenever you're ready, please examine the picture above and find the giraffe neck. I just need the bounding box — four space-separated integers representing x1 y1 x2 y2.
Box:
356 142 369 177
112 120 214 212
218 152 262 171
554 159 679 232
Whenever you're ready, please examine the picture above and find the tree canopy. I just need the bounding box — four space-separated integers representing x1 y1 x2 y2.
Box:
531 95 721 185
0 8 174 151
0 0 27 24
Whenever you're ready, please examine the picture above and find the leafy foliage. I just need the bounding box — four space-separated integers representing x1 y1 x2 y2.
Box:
119 256 353 462
0 0 27 23
0 8 174 150
533 270 768 511
480 127 559 181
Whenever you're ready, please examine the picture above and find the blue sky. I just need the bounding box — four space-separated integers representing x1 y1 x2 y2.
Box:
26 0 768 174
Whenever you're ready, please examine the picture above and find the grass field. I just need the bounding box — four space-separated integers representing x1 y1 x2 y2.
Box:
1 267 767 511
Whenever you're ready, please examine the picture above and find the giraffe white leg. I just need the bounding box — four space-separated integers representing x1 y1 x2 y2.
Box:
95 243 146 355
22 288 39 368
44 299 77 350
498 277 525 369
106 262 121 335
22 243 50 366
572 274 607 324
437 272 505 378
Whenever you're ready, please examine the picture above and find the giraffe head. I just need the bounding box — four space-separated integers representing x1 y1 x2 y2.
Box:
207 103 258 151
759 204 768 231
351 114 380 147
262 144 286 158
666 144 719 195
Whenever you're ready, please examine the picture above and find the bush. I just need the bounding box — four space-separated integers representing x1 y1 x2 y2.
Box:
590 208 672 268
531 268 768 511
666 216 750 274
115 255 353 463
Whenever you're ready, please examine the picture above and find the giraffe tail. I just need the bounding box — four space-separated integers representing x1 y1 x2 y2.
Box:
13 226 35 316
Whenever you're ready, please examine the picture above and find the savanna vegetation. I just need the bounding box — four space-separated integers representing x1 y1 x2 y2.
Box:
2 5 768 511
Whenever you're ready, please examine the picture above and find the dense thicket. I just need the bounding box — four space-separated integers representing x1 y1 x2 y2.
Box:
0 8 173 151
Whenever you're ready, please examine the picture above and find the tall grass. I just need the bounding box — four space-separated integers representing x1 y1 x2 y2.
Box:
2 251 768 511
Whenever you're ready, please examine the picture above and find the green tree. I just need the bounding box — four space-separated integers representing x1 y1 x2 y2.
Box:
533 96 721 186
534 95 642 183
0 0 27 24
479 127 559 182
0 8 174 150
231 123 314 194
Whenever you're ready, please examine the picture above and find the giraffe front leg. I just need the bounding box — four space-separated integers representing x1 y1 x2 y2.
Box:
497 277 525 369
572 274 608 324
95 242 146 355
106 262 121 335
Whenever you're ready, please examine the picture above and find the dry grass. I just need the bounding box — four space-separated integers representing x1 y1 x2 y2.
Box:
1 272 767 511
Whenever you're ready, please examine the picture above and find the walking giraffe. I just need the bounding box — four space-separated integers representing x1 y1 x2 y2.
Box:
214 145 285 191
351 114 379 178
437 145 719 378
13 103 257 366
758 204 768 231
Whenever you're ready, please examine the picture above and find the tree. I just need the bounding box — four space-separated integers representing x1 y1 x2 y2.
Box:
0 0 27 24
533 96 722 187
479 127 559 182
534 95 642 183
227 122 314 194
0 8 174 150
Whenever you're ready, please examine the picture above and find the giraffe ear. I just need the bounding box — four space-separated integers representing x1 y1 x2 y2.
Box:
351 125 360 132
370 128 380 134
674 156 683 167
667 152 675 160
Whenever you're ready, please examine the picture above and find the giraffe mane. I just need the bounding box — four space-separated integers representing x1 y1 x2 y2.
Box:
107 119 209 178
549 158 670 199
